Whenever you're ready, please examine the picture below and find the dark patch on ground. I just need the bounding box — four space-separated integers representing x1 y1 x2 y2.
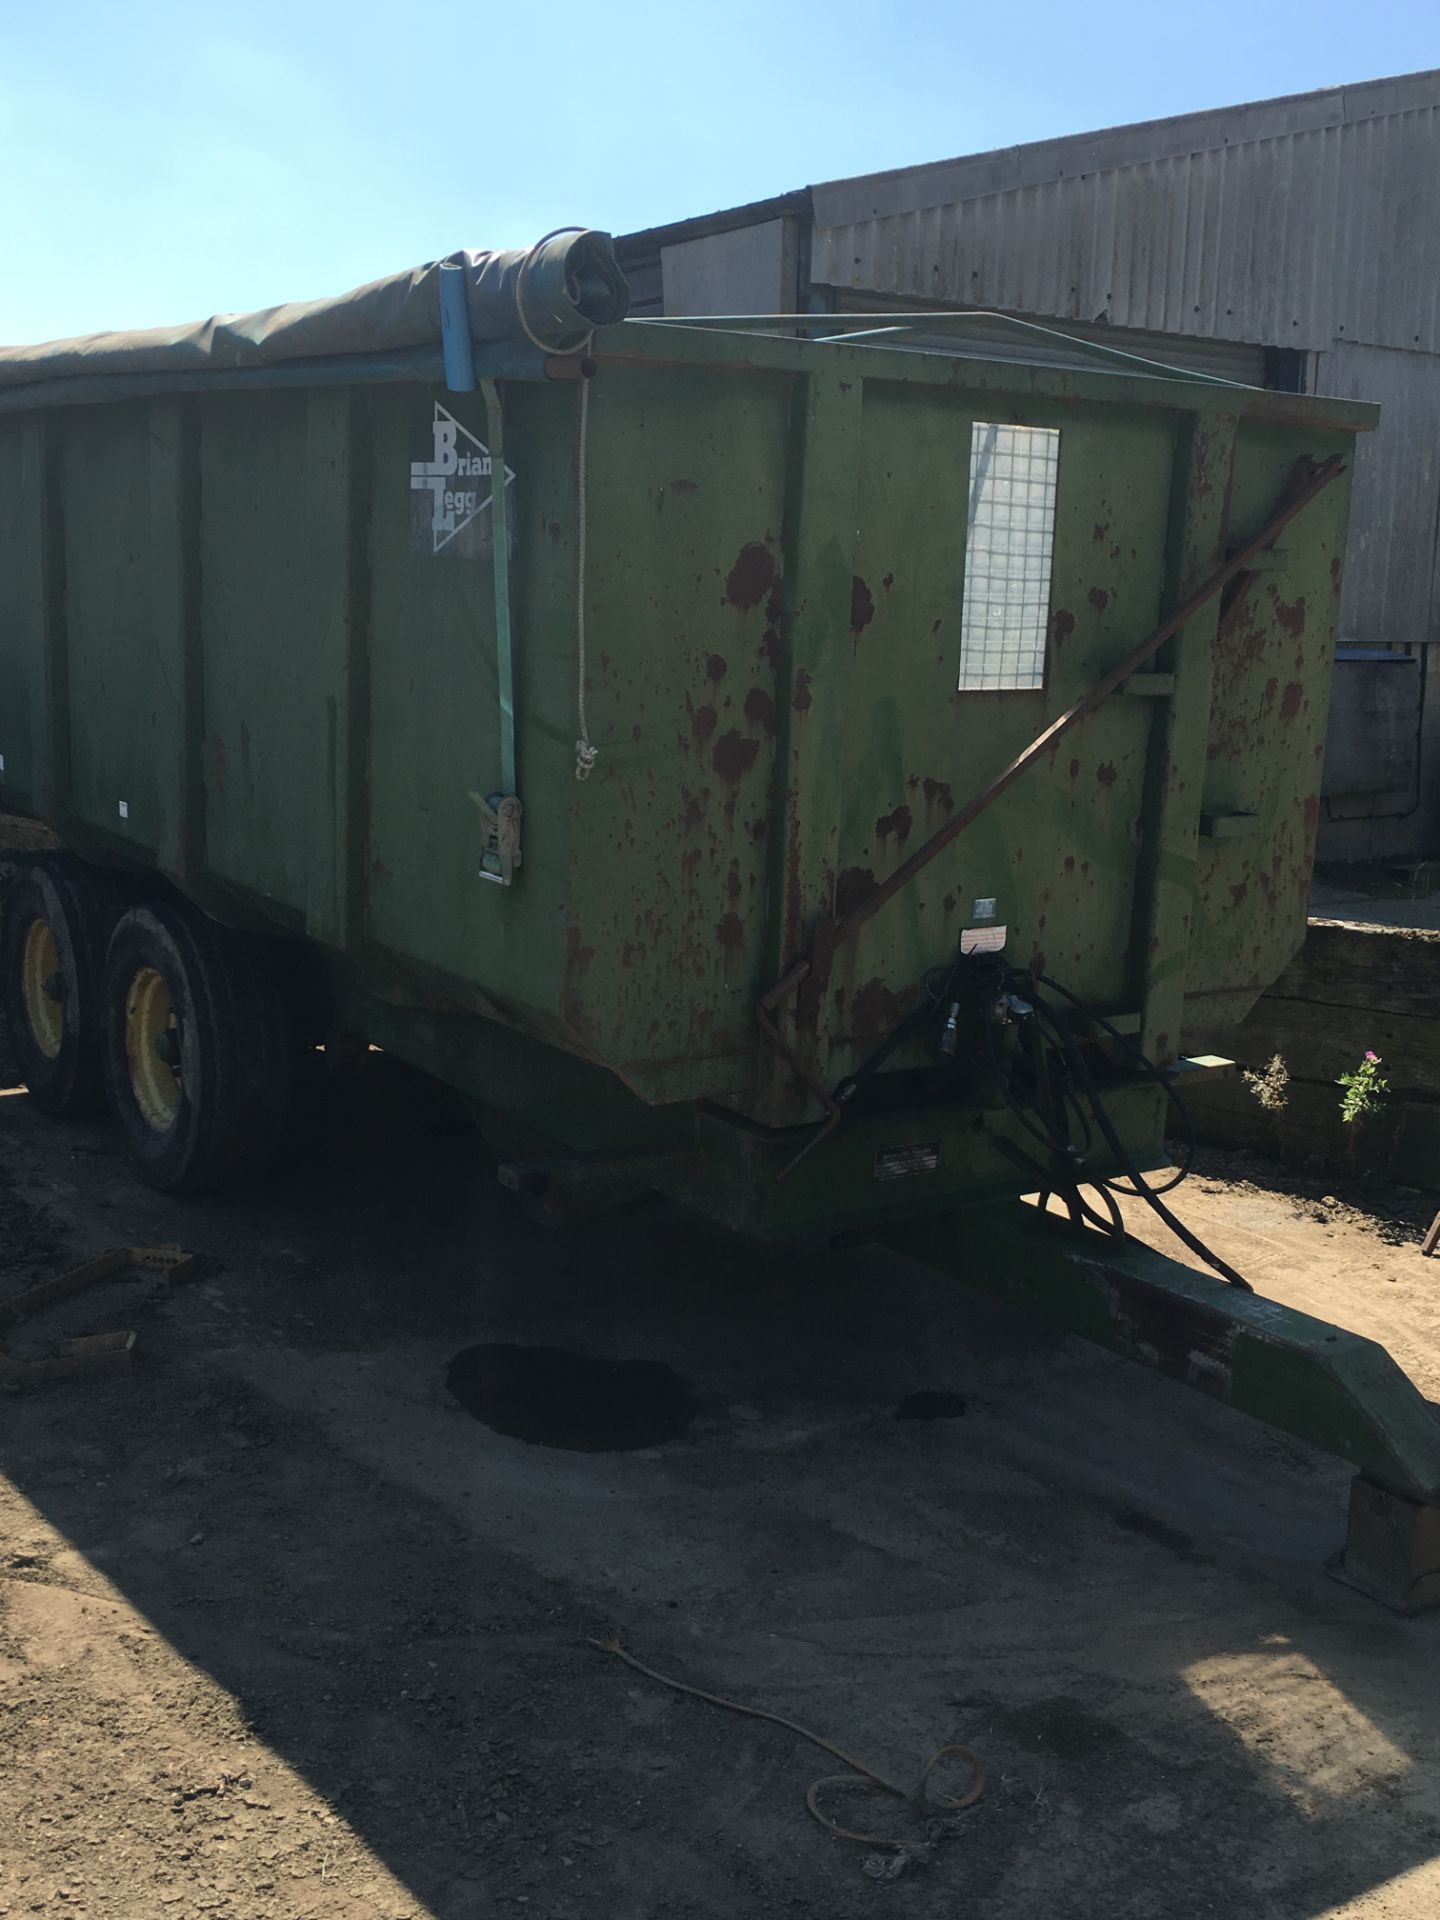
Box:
1112 1505 1206 1562
895 1391 968 1421
446 1344 698 1452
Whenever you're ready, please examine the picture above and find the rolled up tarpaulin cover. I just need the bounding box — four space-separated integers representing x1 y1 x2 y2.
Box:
0 229 630 390
467 228 630 353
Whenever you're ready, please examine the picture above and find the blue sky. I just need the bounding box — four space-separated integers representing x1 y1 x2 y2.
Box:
0 0 1435 342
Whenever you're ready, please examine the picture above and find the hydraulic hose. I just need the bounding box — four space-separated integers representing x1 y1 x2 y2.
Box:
989 967 1251 1292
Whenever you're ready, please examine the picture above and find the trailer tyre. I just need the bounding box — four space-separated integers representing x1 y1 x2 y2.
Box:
102 901 293 1192
0 855 129 1117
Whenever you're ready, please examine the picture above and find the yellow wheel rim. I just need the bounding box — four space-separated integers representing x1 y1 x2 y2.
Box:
21 917 65 1061
124 965 182 1132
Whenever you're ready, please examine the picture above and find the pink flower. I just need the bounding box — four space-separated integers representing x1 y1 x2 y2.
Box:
1365 1050 1380 1063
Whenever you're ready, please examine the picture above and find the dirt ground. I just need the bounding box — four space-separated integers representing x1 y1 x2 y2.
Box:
3 1042 1440 1919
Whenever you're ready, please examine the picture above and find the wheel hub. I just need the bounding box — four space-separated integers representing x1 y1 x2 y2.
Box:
20 918 65 1060
123 965 182 1131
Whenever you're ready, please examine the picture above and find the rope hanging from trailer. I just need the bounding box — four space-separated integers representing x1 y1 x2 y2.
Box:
573 376 596 780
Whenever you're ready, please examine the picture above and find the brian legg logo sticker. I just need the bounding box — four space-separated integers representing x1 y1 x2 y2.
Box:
409 402 515 558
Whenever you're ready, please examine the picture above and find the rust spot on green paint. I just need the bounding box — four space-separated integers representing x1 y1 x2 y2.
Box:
921 777 953 811
1230 882 1248 907
725 543 776 611
850 576 875 635
875 804 913 845
793 668 813 713
784 819 804 961
744 687 776 735
1273 593 1307 637
706 653 727 683
717 911 744 952
1279 681 1304 721
835 867 877 917
852 977 905 1037
691 703 717 744
1088 587 1110 612
712 729 759 783
1096 762 1118 787
565 925 596 974
1051 609 1075 648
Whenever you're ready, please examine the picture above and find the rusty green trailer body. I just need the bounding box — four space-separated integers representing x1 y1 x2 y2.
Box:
0 318 1373 1230
9 273 1440 1607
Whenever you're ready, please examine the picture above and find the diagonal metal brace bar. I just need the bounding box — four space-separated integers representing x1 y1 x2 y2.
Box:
884 1200 1440 1506
756 455 1348 1040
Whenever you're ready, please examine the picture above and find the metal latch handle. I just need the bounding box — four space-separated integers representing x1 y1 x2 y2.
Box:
472 790 524 886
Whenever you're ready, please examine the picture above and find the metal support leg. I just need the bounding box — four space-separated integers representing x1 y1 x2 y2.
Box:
883 1201 1440 1609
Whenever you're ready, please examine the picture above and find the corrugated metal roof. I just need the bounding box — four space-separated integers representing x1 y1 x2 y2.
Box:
809 72 1440 354
810 71 1440 220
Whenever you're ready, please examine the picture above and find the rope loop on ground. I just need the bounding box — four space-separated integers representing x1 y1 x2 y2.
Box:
590 1636 985 1849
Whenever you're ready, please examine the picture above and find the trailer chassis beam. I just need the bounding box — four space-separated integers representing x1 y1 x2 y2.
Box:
883 1201 1440 1612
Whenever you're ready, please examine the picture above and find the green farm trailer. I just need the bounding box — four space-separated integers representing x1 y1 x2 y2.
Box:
1 230 1436 1605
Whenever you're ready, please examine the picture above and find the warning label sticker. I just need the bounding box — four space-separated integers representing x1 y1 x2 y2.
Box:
409 401 515 559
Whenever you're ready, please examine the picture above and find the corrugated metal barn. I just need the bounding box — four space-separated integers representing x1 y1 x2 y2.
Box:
619 69 1440 862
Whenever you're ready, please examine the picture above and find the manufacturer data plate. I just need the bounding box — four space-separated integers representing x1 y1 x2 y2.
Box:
960 923 1007 955
874 1142 941 1182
